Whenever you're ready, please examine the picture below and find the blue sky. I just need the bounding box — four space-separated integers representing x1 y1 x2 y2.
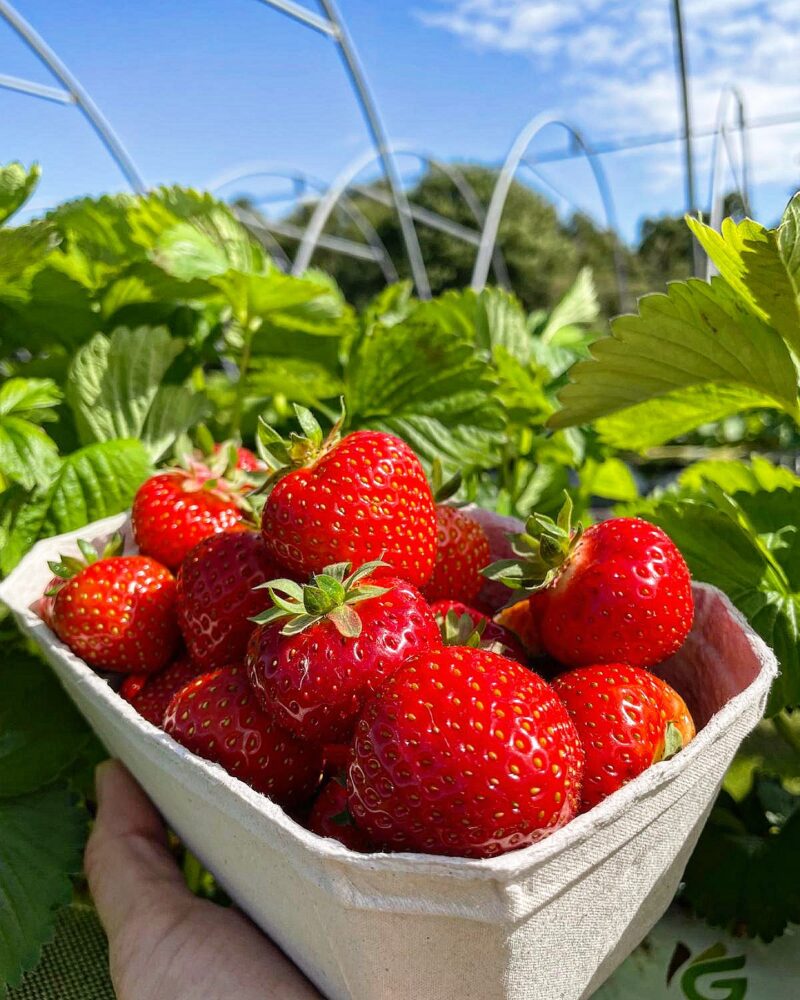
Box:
1 0 798 244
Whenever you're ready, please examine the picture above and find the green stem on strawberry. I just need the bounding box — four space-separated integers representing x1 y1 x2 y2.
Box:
251 559 391 638
255 400 345 487
483 491 582 591
46 533 124 593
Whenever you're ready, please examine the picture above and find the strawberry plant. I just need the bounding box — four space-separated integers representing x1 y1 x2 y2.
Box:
1 155 799 990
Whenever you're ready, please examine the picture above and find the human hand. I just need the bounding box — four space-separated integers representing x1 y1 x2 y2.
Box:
85 759 320 1000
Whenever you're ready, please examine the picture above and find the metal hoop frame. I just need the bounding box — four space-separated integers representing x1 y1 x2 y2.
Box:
472 113 629 307
708 87 751 227
0 0 145 192
255 0 429 296
207 162 398 281
290 145 509 286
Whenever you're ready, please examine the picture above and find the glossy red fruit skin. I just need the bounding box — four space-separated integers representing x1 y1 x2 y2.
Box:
348 647 584 859
553 662 696 811
422 506 491 604
261 430 437 588
246 576 441 745
308 779 373 852
120 655 200 727
539 518 694 669
177 531 281 671
430 599 528 664
163 665 322 808
50 556 179 673
132 471 245 571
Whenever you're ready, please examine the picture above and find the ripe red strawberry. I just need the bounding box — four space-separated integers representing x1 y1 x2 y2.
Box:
177 531 282 671
246 559 441 744
45 536 179 673
163 664 322 808
431 599 527 664
422 505 491 604
553 663 695 811
120 655 200 727
493 591 547 658
258 407 437 587
487 498 693 669
214 442 266 473
348 647 584 858
132 462 248 571
308 777 373 852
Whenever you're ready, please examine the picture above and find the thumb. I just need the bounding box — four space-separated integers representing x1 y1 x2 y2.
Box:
85 759 192 941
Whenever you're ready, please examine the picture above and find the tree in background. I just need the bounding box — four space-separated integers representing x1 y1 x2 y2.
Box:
249 165 743 318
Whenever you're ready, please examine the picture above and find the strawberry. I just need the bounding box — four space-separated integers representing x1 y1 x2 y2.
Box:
258 406 437 588
308 777 373 852
177 530 282 671
553 663 695 811
486 496 694 669
348 647 584 858
422 505 491 604
492 591 547 658
246 559 441 744
214 443 266 473
163 664 322 808
45 536 179 673
120 655 200 727
132 461 248 571
431 599 528 664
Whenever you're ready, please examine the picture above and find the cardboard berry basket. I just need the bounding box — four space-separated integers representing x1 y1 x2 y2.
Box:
0 511 778 1000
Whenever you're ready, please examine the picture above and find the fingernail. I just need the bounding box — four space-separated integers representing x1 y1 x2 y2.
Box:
95 759 116 805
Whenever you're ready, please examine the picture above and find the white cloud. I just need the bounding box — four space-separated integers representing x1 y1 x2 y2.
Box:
417 0 800 198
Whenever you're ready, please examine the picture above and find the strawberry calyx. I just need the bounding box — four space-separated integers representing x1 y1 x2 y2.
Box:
251 558 390 639
437 608 496 652
163 452 258 521
255 400 345 486
45 533 124 595
483 492 584 592
660 721 685 762
438 607 516 657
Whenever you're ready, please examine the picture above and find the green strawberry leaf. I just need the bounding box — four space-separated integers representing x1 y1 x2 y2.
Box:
0 222 56 284
346 318 505 469
678 455 800 494
594 383 778 452
151 207 265 281
0 785 87 988
550 277 800 430
778 192 800 285
682 776 800 941
0 379 61 490
0 162 41 226
0 646 90 798
0 439 151 575
0 263 100 354
413 286 531 363
538 267 599 343
686 215 800 356
362 281 414 328
66 327 207 461
579 457 639 503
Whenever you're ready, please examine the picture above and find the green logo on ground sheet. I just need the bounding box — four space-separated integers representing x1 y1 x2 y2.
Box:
667 942 748 1000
